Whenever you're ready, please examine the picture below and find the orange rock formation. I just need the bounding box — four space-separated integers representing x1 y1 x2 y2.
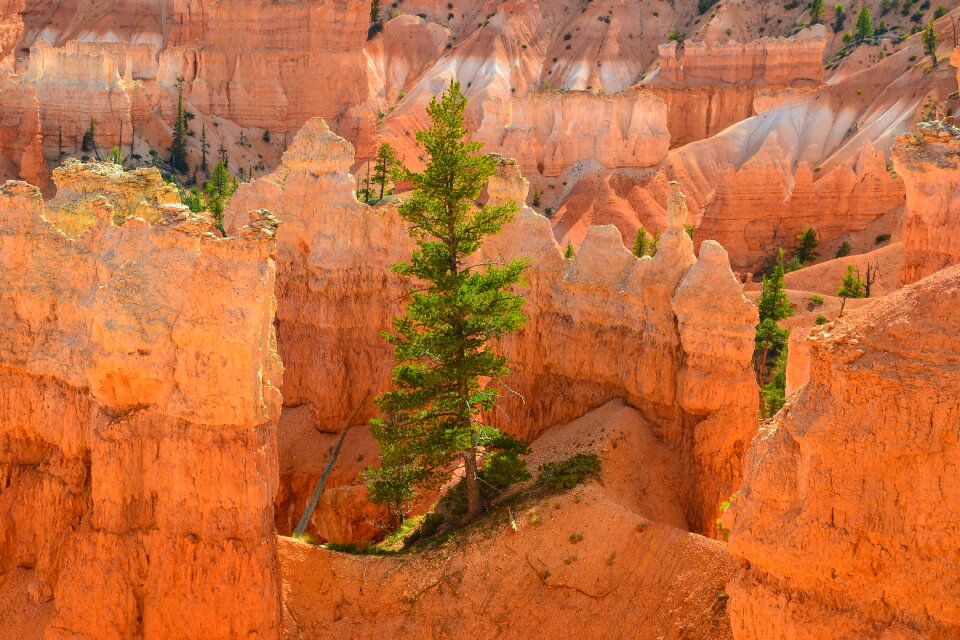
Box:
893 123 960 286
0 168 283 639
227 119 758 535
726 264 960 638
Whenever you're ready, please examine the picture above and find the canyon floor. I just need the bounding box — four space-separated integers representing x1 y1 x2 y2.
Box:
1 0 959 638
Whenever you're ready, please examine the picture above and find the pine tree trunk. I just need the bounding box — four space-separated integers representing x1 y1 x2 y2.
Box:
463 449 481 520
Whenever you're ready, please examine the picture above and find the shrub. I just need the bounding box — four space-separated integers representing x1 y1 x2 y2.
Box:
815 314 828 325
668 29 684 42
934 5 947 18
835 240 852 258
563 32 572 40
808 294 825 306
538 453 602 491
875 233 891 244
404 512 444 546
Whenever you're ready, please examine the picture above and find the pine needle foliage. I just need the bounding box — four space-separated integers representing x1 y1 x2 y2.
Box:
365 80 528 524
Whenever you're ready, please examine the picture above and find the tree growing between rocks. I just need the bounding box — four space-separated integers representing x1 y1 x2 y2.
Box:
372 142 396 200
632 227 649 258
855 5 874 40
364 80 529 525
755 248 793 417
837 264 866 316
81 118 98 158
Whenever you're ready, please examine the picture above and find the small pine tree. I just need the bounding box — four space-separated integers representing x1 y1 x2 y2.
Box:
632 227 649 258
921 21 938 67
58 125 64 160
364 80 528 524
564 242 576 259
205 159 237 235
835 240 852 258
531 189 541 208
370 0 381 23
855 5 874 40
833 2 846 32
372 142 396 200
107 146 124 165
262 129 271 143
810 0 826 23
794 227 819 264
649 228 661 257
837 264 866 316
169 76 189 172
199 124 210 174
754 248 794 395
81 118 97 157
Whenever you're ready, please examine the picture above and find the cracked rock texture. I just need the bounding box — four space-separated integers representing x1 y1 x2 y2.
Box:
0 166 284 639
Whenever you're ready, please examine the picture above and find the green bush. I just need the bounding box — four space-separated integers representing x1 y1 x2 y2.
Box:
404 512 444 546
808 294 825 306
816 314 828 325
875 233 891 244
835 240 852 258
538 453 601 491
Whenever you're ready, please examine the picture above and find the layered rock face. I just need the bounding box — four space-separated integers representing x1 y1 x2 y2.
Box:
655 27 826 86
161 0 370 136
0 0 21 68
647 27 826 146
24 40 155 158
227 119 758 534
0 167 283 638
726 264 960 638
893 123 960 286
0 74 45 188
477 89 669 177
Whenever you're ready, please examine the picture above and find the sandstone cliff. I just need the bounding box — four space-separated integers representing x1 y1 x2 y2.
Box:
893 122 960 286
0 74 45 188
0 166 283 639
726 264 960 638
226 119 758 535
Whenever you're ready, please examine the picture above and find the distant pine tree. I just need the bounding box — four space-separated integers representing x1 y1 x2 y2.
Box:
632 227 649 258
169 76 189 172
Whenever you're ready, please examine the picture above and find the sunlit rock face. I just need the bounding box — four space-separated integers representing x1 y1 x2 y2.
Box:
893 123 960 286
726 264 960 639
227 120 758 535
0 167 284 639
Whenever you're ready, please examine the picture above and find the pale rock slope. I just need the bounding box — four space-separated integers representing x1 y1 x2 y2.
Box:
281 400 737 640
726 264 960 639
0 167 284 639
226 119 758 535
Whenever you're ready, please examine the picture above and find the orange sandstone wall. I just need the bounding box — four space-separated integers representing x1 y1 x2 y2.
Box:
893 124 960 286
226 119 758 534
0 75 45 187
0 167 283 639
726 264 960 638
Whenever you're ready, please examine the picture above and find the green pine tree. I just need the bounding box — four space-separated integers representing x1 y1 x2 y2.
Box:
921 21 938 67
837 264 865 316
564 242 575 259
199 124 210 174
810 0 826 23
169 76 189 173
794 227 819 264
649 228 661 257
835 240 852 258
855 5 874 40
631 227 649 258
364 80 528 525
372 142 396 201
204 159 237 235
107 146 124 165
754 248 794 415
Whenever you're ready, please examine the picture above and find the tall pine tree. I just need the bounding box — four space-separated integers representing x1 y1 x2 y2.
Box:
755 248 794 416
169 76 189 173
365 80 528 524
372 142 396 200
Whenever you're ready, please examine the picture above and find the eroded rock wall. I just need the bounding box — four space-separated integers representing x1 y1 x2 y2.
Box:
893 124 960 286
726 264 960 638
0 167 283 639
161 0 370 136
226 119 758 534
0 74 45 187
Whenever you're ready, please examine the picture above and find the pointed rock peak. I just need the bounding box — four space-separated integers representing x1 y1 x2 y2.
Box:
486 155 529 206
568 225 635 285
666 181 688 231
281 117 355 176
